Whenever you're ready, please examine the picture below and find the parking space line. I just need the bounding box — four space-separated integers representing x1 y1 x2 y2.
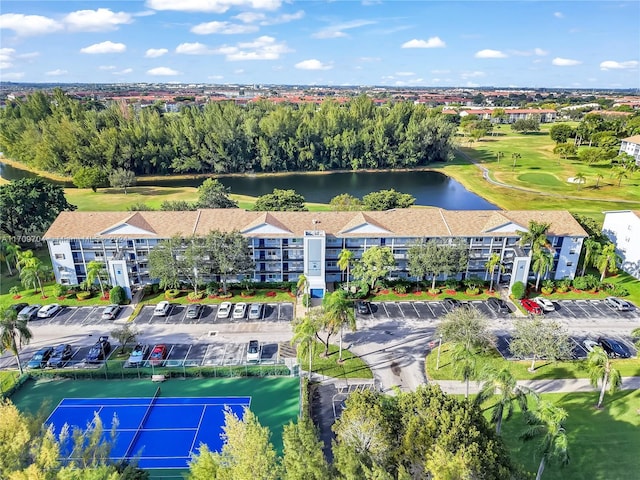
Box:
202 344 214 366
183 345 192 362
164 305 175 323
80 307 98 326
410 302 421 317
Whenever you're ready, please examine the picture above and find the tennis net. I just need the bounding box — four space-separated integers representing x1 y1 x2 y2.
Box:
124 386 161 458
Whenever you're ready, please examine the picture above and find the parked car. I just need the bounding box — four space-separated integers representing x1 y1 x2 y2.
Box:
233 302 247 319
18 305 41 321
583 340 599 353
153 301 171 316
443 298 462 310
356 300 371 315
127 344 149 367
248 303 263 320
102 304 122 320
604 296 632 311
86 336 111 363
27 347 54 369
217 302 232 319
8 303 28 316
149 344 168 366
597 337 631 358
533 297 555 312
37 304 61 319
247 340 260 362
520 299 542 315
487 297 510 314
186 304 203 319
47 344 73 368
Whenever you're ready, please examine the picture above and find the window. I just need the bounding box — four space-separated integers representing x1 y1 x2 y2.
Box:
566 262 573 267
569 249 576 255
60 279 70 285
54 253 65 260
52 240 60 245
57 266 65 272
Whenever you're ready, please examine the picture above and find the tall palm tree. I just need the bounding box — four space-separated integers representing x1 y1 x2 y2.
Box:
521 400 570 480
337 249 354 292
19 258 50 295
485 252 504 292
587 346 621 409
474 367 535 434
518 221 552 255
532 250 554 291
16 248 36 271
291 313 321 378
451 343 478 399
595 243 620 282
580 238 601 277
0 307 33 375
594 173 604 188
612 167 628 187
0 237 20 275
296 274 309 313
574 172 586 189
86 260 108 298
322 289 356 363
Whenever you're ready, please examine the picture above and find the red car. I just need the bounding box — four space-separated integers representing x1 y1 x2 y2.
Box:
520 299 542 315
149 344 168 366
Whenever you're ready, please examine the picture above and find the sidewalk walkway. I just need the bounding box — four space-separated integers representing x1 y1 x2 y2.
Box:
433 376 640 395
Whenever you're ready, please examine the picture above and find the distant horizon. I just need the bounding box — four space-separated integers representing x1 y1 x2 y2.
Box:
1 1 638 88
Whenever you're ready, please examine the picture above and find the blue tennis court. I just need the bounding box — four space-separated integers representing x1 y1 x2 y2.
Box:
45 393 251 469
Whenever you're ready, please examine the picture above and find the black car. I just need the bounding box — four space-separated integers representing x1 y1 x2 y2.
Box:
356 301 371 315
27 347 54 369
443 297 462 310
487 297 511 314
9 302 29 316
86 336 112 363
597 337 631 359
47 344 73 368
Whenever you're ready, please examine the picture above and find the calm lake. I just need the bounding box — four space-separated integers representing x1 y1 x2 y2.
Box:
0 161 497 210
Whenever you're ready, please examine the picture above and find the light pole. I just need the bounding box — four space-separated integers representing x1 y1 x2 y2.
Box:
436 334 443 370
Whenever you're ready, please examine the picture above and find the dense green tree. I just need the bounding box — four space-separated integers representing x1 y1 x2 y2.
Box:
552 142 577 160
509 317 572 371
0 178 76 240
160 200 196 211
511 117 540 133
0 237 20 275
351 246 395 291
361 189 415 210
408 240 468 290
72 166 109 192
253 189 307 212
109 285 126 305
577 147 604 165
108 168 137 194
207 231 255 294
110 324 139 353
329 193 363 211
196 178 238 209
587 346 621 409
549 124 574 144
281 417 330 480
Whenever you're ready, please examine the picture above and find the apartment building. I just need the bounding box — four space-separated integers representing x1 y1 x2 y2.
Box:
602 210 640 280
619 135 640 166
43 209 587 299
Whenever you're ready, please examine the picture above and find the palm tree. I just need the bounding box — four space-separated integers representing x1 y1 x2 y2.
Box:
485 253 504 292
19 258 50 296
580 238 601 277
574 172 586 189
594 243 620 282
322 289 356 363
86 260 108 298
291 313 321 378
594 173 604 188
337 249 354 292
16 248 36 271
532 250 554 291
0 237 20 275
521 400 570 480
474 367 535 434
518 221 551 255
0 307 33 375
587 346 621 409
296 274 309 313
612 167 628 187
451 343 478 399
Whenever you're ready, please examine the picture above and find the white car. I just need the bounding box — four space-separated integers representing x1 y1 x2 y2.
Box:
533 297 555 312
217 301 232 319
583 340 599 353
153 301 171 316
248 303 263 320
37 304 61 318
233 302 247 319
247 340 260 362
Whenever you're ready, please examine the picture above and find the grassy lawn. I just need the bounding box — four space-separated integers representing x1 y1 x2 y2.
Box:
495 390 640 480
0 370 20 395
426 343 640 380
369 288 499 302
0 247 52 296
139 288 297 305
304 341 373 379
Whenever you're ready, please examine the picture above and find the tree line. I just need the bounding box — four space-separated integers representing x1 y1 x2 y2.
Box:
0 89 458 177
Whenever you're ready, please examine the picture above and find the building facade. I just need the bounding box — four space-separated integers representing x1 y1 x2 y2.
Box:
43 209 587 299
602 210 640 280
619 135 640 166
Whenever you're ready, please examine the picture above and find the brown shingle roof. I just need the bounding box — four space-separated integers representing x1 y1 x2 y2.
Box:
43 209 588 240
622 135 640 145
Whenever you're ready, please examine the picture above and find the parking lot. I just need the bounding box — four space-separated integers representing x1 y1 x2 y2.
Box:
133 302 294 325
28 305 135 326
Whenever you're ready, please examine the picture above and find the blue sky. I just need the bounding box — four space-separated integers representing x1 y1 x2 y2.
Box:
1 1 638 88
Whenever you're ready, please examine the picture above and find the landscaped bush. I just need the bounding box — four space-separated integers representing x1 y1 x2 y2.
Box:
10 286 21 298
110 285 126 305
52 283 68 299
428 288 441 295
76 291 92 300
444 279 460 291
555 278 571 293
583 274 601 291
604 283 629 297
511 281 526 299
572 276 589 290
187 291 204 301
394 284 408 294
541 279 554 295
164 289 181 300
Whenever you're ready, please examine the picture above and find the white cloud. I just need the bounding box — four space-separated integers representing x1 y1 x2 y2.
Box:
534 48 548 56
145 48 168 58
176 42 214 55
113 68 133 75
401 37 445 48
431 69 450 74
226 36 291 61
99 65 117 70
554 11 564 18
64 8 133 32
312 20 376 39
475 49 507 58
461 71 485 79
295 59 333 70
209 74 224 80
359 56 381 62
45 69 68 76
234 12 266 23
235 10 304 25
0 14 63 36
552 57 581 66
80 41 127 54
395 71 414 76
147 66 180 75
600 60 638 71
191 21 258 34
0 48 15 69
146 0 282 14
2 72 24 80
234 68 244 74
